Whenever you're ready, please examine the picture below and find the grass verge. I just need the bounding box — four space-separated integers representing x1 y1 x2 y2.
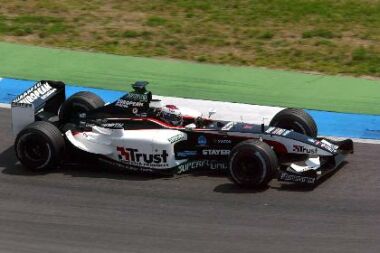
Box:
0 0 379 77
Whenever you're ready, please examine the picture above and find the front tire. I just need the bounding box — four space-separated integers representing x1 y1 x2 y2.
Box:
270 108 318 137
229 140 278 188
15 121 65 171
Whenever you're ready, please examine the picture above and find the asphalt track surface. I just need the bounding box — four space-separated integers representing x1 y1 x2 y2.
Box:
0 108 379 253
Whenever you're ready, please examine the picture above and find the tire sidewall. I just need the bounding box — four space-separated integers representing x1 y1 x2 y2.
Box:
272 114 309 135
270 109 317 137
58 92 105 123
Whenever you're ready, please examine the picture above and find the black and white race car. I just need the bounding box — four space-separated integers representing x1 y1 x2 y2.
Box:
11 80 353 188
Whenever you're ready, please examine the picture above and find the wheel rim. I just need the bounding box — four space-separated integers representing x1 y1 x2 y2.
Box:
231 152 264 185
70 102 90 118
17 133 51 168
61 100 93 122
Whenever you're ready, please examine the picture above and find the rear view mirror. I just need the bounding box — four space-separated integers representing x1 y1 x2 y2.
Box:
185 123 196 130
208 108 216 118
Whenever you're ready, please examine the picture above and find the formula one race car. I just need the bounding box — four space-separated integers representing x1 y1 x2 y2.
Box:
11 80 354 188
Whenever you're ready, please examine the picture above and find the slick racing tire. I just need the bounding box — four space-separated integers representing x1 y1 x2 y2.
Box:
269 108 318 137
229 140 278 188
59 91 105 123
15 121 65 171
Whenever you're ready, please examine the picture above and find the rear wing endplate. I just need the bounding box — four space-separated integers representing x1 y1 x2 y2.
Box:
11 80 65 136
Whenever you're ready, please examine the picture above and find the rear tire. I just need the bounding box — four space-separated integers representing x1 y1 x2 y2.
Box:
270 108 318 137
59 91 104 123
15 121 65 171
229 140 278 188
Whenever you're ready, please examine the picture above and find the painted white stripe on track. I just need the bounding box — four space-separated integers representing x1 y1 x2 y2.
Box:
0 103 11 109
155 95 284 125
323 136 380 145
155 96 380 144
0 97 379 144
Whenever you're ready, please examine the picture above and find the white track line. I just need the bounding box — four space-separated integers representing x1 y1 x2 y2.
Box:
0 98 379 144
323 136 380 145
155 95 283 125
0 103 10 109
156 96 380 144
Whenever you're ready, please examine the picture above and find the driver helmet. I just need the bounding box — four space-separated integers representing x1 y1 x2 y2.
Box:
159 105 183 126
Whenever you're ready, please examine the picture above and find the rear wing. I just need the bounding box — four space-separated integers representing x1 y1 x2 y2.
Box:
11 80 66 136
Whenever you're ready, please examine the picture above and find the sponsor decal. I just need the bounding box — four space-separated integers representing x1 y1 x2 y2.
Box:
216 139 232 144
210 161 228 170
221 122 234 131
202 149 230 156
282 130 291 136
131 112 148 117
312 139 337 153
165 104 178 110
116 147 169 168
266 127 291 136
268 128 288 135
319 140 338 153
168 133 186 144
178 160 208 173
115 99 144 108
98 157 154 172
176 150 197 158
14 82 56 104
101 123 124 128
320 143 335 153
164 107 176 113
274 129 286 135
243 124 254 129
197 135 207 146
279 172 316 184
126 93 149 102
292 145 317 154
83 122 95 128
177 160 228 173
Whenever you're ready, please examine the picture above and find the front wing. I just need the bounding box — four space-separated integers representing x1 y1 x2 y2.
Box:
278 138 353 185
